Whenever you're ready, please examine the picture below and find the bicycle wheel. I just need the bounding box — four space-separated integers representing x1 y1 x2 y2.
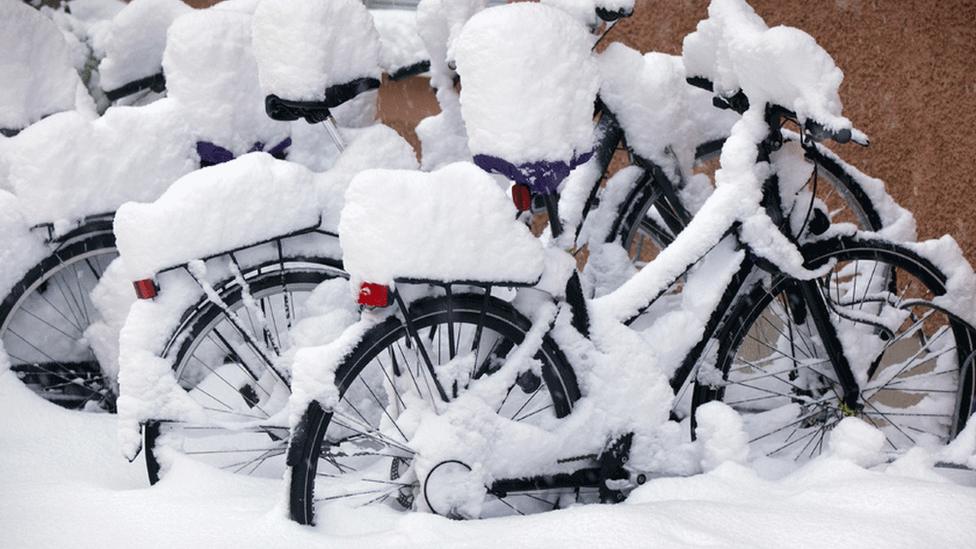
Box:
288 293 582 526
616 139 883 268
694 237 976 461
0 230 118 411
144 261 346 483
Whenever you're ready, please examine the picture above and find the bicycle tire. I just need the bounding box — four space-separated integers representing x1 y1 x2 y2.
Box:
288 293 581 525
0 229 118 411
144 260 345 484
693 236 976 461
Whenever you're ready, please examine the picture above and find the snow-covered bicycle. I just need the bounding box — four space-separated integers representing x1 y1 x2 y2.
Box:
283 1 976 524
0 2 295 410
125 0 927 487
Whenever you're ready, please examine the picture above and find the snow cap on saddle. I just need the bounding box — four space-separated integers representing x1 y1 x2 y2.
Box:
252 0 383 114
453 3 599 194
0 1 85 131
340 162 545 289
96 0 191 97
163 8 288 158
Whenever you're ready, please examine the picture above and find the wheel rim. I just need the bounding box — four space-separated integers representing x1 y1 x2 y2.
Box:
150 267 343 479
706 244 976 460
1 245 118 411
299 296 587 524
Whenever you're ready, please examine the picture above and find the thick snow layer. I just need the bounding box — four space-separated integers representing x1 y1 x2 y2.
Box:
3 6 289 227
340 162 544 287
97 0 191 92
453 3 598 164
163 8 288 155
252 0 382 102
65 0 126 22
905 235 976 329
695 401 749 471
116 121 417 281
827 417 886 468
114 153 319 280
597 43 736 174
0 191 50 300
85 257 135 389
311 124 420 232
0 1 88 130
414 0 483 169
417 0 483 85
2 367 976 547
4 104 195 226
683 0 850 131
370 9 427 75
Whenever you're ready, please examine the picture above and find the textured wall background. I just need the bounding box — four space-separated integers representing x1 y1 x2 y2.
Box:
182 0 976 256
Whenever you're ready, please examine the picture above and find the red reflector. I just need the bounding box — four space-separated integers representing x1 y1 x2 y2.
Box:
133 279 157 300
511 183 532 212
358 282 390 307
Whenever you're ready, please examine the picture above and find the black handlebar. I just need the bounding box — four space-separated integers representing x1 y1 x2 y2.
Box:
596 6 633 22
686 76 852 145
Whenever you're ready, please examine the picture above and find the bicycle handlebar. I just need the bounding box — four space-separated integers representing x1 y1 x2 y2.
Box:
596 6 633 22
685 77 852 145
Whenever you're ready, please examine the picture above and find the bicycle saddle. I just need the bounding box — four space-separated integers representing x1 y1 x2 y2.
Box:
264 77 381 124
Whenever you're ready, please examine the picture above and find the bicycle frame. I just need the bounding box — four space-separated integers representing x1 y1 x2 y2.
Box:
385 103 867 497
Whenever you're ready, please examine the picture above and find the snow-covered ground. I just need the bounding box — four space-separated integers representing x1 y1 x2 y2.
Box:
2 369 974 549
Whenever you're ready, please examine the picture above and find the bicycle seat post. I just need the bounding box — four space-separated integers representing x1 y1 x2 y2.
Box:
322 114 346 152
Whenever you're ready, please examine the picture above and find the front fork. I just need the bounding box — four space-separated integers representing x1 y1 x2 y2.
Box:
794 278 862 411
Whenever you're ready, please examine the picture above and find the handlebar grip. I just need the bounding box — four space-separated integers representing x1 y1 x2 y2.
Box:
596 6 633 22
804 119 851 144
686 76 714 92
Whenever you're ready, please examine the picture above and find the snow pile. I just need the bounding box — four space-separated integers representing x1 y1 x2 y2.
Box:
695 402 749 471
597 43 736 174
63 0 126 22
85 258 136 391
252 0 382 102
683 0 850 131
0 1 89 130
340 162 544 287
414 0 484 169
906 235 976 329
453 3 598 164
3 7 289 227
114 154 319 280
942 417 976 470
0 191 50 300
827 417 886 467
4 354 976 546
97 0 191 93
164 8 288 155
370 9 427 76
114 123 415 280
541 0 634 27
3 104 195 226
310 124 419 230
